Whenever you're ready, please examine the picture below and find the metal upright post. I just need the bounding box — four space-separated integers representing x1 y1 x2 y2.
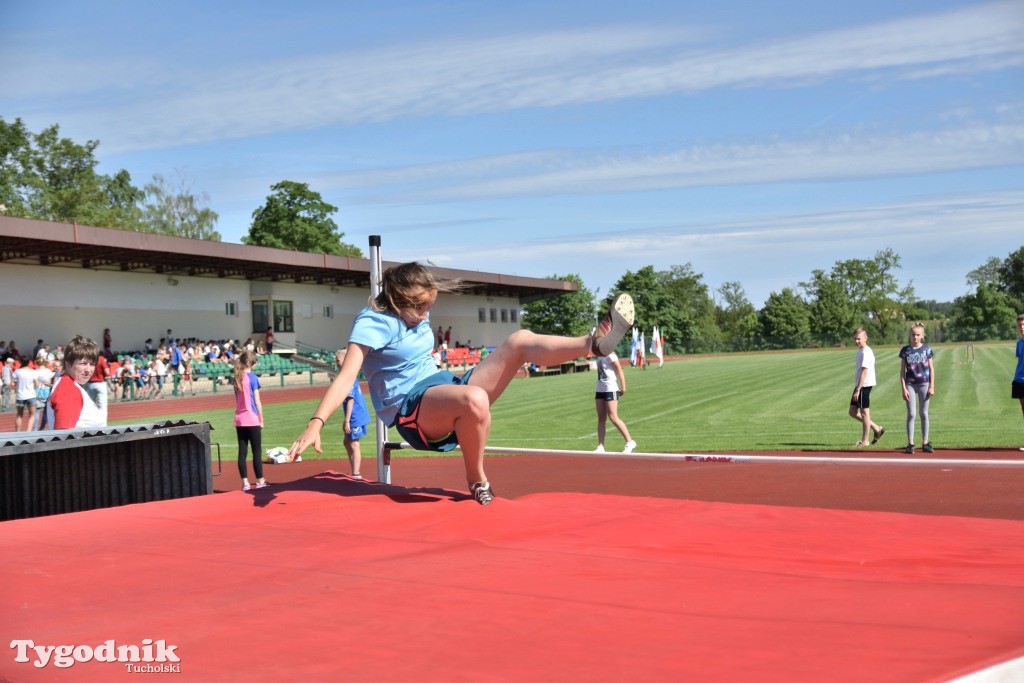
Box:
369 235 390 484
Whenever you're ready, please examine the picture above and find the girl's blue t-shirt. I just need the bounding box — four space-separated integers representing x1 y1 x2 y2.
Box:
348 307 438 426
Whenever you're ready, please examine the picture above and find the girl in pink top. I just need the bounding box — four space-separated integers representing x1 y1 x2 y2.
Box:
233 349 266 491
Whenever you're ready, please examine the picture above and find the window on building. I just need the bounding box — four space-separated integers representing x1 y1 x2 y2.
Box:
274 300 294 333
489 308 497 323
252 300 269 334
500 308 508 323
225 301 238 317
323 305 334 319
478 307 486 323
510 309 519 323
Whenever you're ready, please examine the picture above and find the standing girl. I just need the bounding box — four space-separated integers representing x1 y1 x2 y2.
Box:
594 353 637 453
287 262 634 505
899 323 935 454
234 349 266 491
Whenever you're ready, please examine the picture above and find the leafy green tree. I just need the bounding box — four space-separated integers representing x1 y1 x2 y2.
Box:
612 265 715 356
661 264 718 354
520 274 596 336
245 181 362 256
801 249 914 345
948 284 1018 341
715 281 758 349
802 270 857 346
966 256 1004 290
758 288 811 348
998 246 1024 309
0 117 33 216
0 117 145 229
143 172 220 240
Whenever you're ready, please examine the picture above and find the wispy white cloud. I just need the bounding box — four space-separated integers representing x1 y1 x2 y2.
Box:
390 190 1024 304
9 2 1022 153
330 111 1024 202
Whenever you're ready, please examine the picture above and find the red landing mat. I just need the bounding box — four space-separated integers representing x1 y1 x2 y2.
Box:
3 473 1023 682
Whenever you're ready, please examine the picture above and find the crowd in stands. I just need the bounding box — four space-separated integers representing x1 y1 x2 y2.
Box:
0 330 282 429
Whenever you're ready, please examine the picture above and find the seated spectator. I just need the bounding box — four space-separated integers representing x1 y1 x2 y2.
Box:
46 336 105 429
117 358 137 400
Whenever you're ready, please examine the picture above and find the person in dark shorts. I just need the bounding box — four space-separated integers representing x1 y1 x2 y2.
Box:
593 352 636 453
287 262 634 505
849 327 885 448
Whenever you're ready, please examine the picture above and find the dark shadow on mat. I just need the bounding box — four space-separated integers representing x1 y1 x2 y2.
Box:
244 471 471 508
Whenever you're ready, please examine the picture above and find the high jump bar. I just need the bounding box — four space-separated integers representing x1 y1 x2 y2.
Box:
380 441 1024 468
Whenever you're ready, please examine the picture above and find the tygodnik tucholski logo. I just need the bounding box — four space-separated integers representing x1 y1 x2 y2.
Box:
10 639 181 672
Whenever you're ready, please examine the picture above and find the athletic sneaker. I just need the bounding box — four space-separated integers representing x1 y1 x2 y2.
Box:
591 293 635 357
904 444 915 455
256 480 269 489
623 440 637 454
470 481 494 506
922 444 934 454
242 483 251 491
594 444 605 453
871 427 886 445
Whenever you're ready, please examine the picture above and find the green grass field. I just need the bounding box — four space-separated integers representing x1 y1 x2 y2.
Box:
113 341 1024 457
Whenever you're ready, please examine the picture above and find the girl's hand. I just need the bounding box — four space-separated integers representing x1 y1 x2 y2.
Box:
287 423 323 461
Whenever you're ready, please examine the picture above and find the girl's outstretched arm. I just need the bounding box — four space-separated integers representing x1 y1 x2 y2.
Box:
287 342 368 460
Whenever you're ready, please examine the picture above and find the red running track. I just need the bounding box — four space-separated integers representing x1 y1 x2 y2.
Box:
2 387 1024 681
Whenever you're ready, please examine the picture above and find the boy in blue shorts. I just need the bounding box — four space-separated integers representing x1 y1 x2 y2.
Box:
336 349 371 478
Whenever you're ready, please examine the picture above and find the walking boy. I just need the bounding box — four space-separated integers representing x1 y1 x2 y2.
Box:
849 327 885 447
1013 313 1024 451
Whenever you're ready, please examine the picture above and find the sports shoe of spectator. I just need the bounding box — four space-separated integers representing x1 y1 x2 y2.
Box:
623 440 637 454
904 444 915 455
922 444 934 454
470 481 494 506
871 427 886 445
242 483 251 491
591 293 635 357
594 444 605 453
256 480 269 489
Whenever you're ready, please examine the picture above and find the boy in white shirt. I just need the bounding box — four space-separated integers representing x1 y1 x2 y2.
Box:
849 327 885 447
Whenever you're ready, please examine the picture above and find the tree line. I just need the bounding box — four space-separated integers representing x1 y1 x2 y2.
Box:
4 118 1022 349
522 247 1024 352
0 117 362 257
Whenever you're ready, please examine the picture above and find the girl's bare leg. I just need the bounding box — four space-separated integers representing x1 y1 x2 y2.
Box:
606 400 633 443
595 399 608 447
414 383 491 484
468 330 590 404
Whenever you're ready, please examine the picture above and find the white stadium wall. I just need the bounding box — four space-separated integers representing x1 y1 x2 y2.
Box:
0 262 524 356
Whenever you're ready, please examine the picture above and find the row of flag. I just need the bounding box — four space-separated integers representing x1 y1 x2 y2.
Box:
628 326 664 367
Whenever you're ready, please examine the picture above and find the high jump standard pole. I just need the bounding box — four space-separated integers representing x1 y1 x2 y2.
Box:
368 235 391 484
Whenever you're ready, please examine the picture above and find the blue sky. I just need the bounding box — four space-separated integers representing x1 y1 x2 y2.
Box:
3 0 1023 306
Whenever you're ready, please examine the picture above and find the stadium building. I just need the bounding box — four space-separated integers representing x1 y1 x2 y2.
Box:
0 215 576 356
